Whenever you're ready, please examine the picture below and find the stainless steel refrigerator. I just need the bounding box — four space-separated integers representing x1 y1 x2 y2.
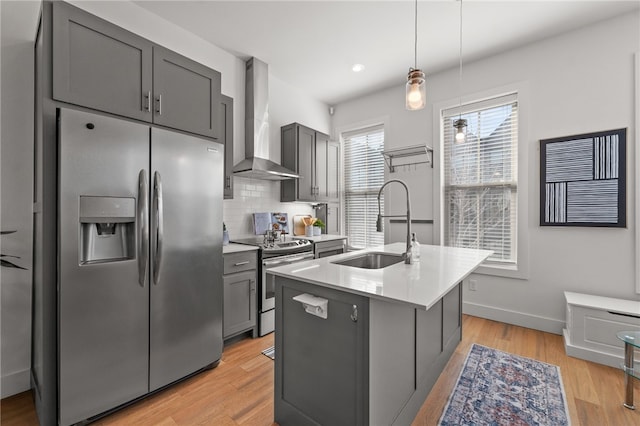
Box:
56 107 223 425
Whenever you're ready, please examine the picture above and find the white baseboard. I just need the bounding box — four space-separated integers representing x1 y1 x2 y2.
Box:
462 301 565 335
1 369 31 398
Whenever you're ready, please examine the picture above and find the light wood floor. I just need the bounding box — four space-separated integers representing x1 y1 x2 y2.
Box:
2 315 639 425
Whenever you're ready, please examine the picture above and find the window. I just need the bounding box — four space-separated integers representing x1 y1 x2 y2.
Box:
442 94 518 264
343 125 385 249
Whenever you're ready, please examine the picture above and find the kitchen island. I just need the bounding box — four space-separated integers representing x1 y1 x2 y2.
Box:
268 243 492 426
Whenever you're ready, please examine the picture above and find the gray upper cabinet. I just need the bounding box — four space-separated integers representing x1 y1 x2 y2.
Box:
326 202 340 235
52 1 221 139
326 141 340 200
153 46 221 139
281 123 336 202
221 95 234 199
297 125 316 200
52 1 153 122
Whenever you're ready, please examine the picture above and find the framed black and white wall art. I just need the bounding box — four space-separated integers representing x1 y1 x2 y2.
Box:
540 128 626 227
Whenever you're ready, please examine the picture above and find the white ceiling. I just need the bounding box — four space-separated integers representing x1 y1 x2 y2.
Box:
133 0 640 105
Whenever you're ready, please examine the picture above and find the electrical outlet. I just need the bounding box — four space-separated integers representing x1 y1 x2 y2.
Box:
469 280 478 291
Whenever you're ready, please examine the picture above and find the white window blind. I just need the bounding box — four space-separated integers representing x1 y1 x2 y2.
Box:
343 125 385 249
442 94 518 263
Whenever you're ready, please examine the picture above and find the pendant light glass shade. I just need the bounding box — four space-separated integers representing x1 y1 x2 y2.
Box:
454 118 467 143
405 0 425 110
406 68 426 110
453 0 466 142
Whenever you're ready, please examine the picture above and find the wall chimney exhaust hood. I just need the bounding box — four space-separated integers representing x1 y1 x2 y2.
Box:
233 58 300 180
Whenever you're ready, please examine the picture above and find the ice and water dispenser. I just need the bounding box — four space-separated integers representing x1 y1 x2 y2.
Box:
79 196 136 264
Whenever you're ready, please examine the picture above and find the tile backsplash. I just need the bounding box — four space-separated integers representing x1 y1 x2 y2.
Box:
223 177 314 238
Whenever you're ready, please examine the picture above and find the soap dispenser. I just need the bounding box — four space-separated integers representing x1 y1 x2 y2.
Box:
411 232 420 262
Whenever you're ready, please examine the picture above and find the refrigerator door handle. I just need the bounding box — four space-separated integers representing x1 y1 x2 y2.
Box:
137 170 149 286
153 171 164 285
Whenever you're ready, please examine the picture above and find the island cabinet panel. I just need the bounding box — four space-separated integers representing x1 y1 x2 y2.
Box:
416 300 443 384
275 278 370 426
442 284 462 349
369 300 416 426
52 0 153 122
275 274 464 426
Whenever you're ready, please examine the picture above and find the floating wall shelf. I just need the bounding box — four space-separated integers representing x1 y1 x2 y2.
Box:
381 144 433 172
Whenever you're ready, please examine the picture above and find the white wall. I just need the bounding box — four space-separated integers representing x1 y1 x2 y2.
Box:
333 10 640 334
0 0 328 397
0 0 40 399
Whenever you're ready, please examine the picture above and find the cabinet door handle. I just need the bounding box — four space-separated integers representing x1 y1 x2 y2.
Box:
143 91 151 112
156 94 162 115
250 279 256 291
234 261 250 266
351 304 358 322
225 176 231 189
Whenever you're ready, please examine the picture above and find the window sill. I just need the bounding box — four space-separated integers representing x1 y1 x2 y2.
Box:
474 261 529 280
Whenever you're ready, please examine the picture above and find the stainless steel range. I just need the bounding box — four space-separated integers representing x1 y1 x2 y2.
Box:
232 233 313 335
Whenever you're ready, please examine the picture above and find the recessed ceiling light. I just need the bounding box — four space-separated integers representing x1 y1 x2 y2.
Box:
352 64 365 72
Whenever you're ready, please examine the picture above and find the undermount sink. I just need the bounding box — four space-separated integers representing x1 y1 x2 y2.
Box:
332 252 404 269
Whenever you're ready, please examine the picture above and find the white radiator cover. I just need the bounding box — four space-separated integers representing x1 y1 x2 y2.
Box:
564 291 640 368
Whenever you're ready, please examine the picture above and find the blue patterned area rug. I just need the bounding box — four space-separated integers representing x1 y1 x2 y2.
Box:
439 344 571 426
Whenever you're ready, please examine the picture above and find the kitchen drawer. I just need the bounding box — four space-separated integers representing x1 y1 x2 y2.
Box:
224 252 257 274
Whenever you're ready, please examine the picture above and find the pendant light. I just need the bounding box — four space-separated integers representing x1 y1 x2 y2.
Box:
406 0 425 110
453 0 467 142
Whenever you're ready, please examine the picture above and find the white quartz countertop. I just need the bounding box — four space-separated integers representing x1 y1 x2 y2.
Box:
267 243 492 310
223 243 259 254
293 234 347 243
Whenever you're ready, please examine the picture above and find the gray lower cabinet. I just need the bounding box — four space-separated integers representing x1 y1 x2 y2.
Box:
223 252 258 339
52 1 221 139
220 95 234 199
275 277 462 426
313 238 347 259
281 123 337 203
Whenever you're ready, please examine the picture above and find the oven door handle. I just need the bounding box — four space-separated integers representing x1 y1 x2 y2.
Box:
285 254 315 263
263 259 285 267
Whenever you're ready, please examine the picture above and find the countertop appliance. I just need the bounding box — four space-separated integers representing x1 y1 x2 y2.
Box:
232 235 314 335
41 108 224 425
